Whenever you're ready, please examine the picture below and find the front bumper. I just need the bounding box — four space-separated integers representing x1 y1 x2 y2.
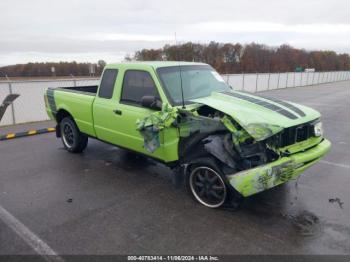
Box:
227 138 331 197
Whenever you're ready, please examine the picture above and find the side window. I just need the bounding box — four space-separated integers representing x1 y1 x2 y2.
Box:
98 69 118 99
121 70 160 105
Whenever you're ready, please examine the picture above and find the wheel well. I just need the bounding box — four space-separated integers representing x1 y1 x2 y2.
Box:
55 109 73 137
56 109 72 124
178 132 210 163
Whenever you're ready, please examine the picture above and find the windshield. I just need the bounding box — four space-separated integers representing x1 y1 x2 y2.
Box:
157 65 231 105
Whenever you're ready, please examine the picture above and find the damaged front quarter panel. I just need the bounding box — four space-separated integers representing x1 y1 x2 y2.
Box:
136 102 281 164
136 103 228 154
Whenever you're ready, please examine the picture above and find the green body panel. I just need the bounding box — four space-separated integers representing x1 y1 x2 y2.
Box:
53 91 96 136
227 139 331 197
44 62 331 197
45 107 55 120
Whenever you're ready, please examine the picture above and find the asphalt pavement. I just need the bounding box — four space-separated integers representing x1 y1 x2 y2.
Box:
0 81 350 256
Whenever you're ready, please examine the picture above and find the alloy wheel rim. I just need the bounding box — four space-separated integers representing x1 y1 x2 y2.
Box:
62 123 74 148
189 167 227 208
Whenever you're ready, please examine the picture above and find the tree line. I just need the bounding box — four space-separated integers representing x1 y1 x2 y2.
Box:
1 42 349 77
0 60 106 77
126 42 350 73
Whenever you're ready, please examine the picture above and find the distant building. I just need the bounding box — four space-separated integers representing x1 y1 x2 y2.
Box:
305 68 316 72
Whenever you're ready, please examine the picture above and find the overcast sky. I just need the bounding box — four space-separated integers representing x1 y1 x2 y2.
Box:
1 0 350 66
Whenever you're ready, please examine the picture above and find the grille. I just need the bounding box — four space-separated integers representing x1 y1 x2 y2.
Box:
271 121 317 148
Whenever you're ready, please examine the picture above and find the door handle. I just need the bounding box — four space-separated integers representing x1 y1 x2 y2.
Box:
113 109 122 115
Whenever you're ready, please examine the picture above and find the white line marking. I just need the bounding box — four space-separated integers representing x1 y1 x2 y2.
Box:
320 160 350 169
0 205 64 262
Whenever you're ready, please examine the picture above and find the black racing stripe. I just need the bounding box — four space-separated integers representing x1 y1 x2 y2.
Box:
47 89 57 118
238 90 306 117
257 95 306 117
222 91 298 120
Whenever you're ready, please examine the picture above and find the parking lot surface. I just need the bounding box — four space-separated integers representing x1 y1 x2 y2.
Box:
1 81 350 255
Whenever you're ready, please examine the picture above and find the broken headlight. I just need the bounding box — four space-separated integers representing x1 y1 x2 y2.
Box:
314 122 323 137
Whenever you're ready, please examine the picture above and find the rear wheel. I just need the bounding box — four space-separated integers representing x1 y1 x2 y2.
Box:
60 117 88 153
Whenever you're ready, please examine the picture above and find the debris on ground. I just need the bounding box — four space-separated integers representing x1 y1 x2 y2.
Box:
292 211 320 236
329 197 344 209
283 211 321 236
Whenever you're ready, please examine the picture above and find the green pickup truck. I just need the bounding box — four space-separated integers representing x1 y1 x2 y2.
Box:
45 62 331 208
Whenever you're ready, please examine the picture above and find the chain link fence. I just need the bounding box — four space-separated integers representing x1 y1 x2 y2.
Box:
1 71 350 127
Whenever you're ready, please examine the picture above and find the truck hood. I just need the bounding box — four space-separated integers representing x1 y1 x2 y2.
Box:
190 90 320 141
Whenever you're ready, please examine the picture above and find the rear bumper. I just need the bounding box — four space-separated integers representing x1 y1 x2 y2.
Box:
227 139 331 197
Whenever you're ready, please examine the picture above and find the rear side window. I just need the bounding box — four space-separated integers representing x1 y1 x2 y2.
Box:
98 69 118 99
121 70 160 105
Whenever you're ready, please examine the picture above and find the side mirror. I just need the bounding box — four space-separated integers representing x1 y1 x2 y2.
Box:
141 96 162 110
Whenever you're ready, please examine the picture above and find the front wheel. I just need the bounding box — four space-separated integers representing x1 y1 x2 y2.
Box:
60 117 88 153
189 166 227 208
185 157 229 208
185 157 243 209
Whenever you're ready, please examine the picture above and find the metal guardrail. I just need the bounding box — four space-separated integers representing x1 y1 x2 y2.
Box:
0 72 350 127
222 71 350 93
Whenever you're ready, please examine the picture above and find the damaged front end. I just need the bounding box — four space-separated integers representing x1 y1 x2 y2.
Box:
136 101 331 197
227 138 331 196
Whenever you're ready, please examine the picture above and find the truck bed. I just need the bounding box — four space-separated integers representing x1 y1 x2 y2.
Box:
50 86 97 137
59 85 98 94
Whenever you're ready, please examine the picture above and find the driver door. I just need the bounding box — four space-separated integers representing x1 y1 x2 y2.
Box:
113 69 165 158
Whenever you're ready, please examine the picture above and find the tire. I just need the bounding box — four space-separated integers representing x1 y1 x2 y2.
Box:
185 157 229 208
60 117 88 153
185 157 243 209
